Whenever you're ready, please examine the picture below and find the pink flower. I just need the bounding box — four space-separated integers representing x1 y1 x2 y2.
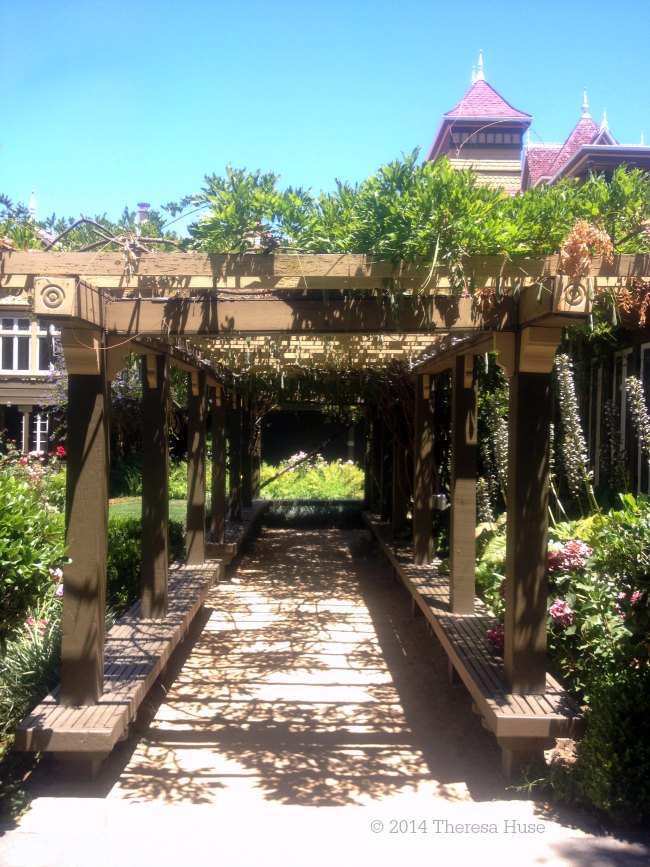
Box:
486 623 505 650
56 445 66 459
616 590 645 619
549 599 574 627
19 457 28 466
49 567 63 582
547 539 592 573
55 584 63 597
25 617 35 627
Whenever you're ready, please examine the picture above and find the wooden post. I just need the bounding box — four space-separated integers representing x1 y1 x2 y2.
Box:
413 374 435 565
370 408 382 514
60 372 109 706
363 409 372 509
229 391 242 520
504 368 552 694
449 355 477 614
241 402 253 508
210 386 227 544
140 354 169 618
380 417 392 521
391 422 408 539
186 370 206 566
251 409 261 499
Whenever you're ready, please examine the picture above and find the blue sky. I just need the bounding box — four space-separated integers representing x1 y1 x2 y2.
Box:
2 0 649 230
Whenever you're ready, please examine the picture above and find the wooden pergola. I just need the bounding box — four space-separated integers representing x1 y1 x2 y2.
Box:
4 249 647 773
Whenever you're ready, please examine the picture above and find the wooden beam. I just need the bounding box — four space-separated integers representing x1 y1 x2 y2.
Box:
103 295 517 336
60 371 109 706
413 375 435 565
186 370 207 565
0 251 557 280
504 362 552 694
449 355 477 614
140 354 169 619
210 386 227 545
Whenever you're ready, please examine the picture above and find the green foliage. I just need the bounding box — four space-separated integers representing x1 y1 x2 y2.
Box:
0 589 62 749
474 530 506 620
0 195 42 249
106 516 186 613
260 455 364 499
0 470 66 647
173 160 650 275
575 665 650 827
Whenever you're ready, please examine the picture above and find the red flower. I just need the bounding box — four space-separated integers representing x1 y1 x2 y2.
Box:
56 445 66 459
486 623 505 650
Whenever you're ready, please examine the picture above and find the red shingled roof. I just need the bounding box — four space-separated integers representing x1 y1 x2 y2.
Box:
549 115 600 177
525 145 562 185
444 79 531 120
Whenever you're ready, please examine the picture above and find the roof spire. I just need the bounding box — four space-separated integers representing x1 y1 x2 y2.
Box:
600 108 609 132
476 49 485 81
29 190 36 220
582 87 591 117
642 130 646 146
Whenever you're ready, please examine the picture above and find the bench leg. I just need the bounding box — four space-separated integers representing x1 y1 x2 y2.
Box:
56 751 110 781
497 737 554 781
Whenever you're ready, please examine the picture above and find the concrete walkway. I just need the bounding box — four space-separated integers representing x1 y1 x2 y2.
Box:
1 528 649 866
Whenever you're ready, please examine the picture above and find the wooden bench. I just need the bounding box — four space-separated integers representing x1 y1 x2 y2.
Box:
14 562 219 776
362 512 585 777
206 500 269 564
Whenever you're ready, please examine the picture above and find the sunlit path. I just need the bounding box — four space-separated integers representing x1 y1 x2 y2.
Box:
4 528 650 867
109 528 502 807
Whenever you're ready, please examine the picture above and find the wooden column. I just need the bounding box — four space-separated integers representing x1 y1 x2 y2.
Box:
370 408 382 514
60 370 109 706
363 409 372 509
140 354 169 618
229 391 242 520
449 355 477 614
186 370 206 566
210 386 227 544
413 375 435 565
241 402 253 508
391 425 408 540
251 409 262 499
504 368 552 694
380 417 392 521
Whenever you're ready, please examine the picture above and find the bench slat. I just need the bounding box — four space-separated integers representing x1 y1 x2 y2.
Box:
362 512 585 744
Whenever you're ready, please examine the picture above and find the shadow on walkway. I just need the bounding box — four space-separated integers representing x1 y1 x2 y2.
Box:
98 528 513 807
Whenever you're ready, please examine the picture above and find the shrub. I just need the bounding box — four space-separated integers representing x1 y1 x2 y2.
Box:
106 515 186 613
0 472 66 647
260 455 364 499
0 589 63 751
575 665 650 827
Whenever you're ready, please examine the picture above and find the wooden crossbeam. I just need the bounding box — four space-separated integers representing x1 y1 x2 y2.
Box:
2 251 648 284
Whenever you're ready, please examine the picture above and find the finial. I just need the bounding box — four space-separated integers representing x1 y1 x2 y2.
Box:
476 49 485 81
642 130 646 146
582 87 590 117
29 190 36 220
600 108 609 132
471 65 476 85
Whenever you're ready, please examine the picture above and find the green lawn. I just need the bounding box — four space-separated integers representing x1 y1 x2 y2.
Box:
109 498 188 524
